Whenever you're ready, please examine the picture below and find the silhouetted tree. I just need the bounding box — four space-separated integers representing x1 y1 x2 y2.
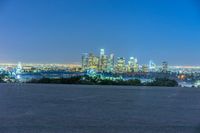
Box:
146 78 178 87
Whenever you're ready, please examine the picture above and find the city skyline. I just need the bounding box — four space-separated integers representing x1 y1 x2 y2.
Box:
1 47 200 67
1 0 200 65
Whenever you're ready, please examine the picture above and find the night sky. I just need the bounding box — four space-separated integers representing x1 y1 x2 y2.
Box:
0 0 200 65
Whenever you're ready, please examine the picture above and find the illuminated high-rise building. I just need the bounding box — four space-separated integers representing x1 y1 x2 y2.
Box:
149 60 156 72
107 54 115 72
81 53 89 71
100 49 105 56
101 55 108 72
99 49 107 71
115 57 126 73
142 64 148 73
128 57 135 72
133 58 139 72
127 57 139 72
88 53 99 70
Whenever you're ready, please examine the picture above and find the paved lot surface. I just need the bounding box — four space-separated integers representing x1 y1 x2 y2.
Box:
0 84 200 133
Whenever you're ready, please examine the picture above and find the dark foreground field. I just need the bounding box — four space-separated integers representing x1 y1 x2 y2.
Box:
0 84 200 133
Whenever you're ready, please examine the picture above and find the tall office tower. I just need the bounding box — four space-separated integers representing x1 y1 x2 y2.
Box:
115 57 126 73
101 55 108 72
100 49 105 56
133 58 139 72
107 54 115 72
88 53 99 70
81 53 89 71
99 49 107 71
142 64 148 73
162 61 168 73
128 57 135 72
149 60 156 72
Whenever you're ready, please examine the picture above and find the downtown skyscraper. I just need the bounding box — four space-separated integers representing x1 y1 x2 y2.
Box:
81 48 163 74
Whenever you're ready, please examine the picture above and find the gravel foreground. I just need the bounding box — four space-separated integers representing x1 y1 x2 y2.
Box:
0 83 200 133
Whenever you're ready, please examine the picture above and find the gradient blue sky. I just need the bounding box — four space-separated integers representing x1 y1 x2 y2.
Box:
0 0 200 65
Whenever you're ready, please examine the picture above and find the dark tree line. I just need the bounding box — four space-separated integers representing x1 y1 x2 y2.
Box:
30 76 83 84
0 76 5 83
145 78 178 87
0 78 3 83
29 76 178 87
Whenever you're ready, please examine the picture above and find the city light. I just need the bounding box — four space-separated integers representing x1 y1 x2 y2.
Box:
0 48 200 87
